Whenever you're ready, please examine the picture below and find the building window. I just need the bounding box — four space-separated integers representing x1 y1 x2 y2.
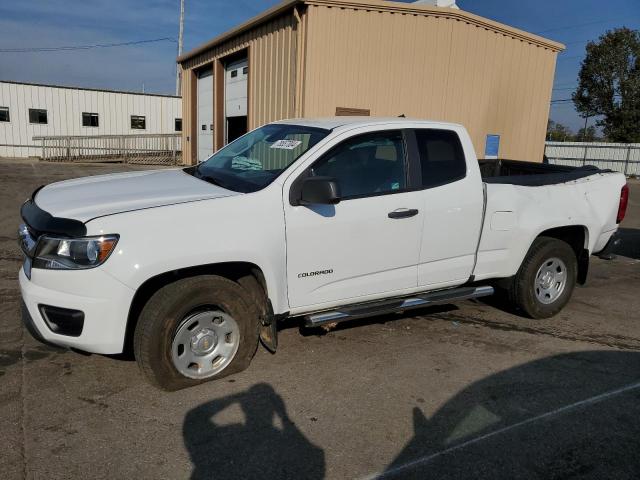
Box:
230 69 238 78
175 118 182 132
82 112 99 127
0 107 9 122
131 115 146 130
242 66 248 75
29 108 48 124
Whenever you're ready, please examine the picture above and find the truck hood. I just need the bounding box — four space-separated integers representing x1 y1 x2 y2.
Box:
34 169 239 222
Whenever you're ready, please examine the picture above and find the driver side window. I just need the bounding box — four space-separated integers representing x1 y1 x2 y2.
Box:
311 130 407 198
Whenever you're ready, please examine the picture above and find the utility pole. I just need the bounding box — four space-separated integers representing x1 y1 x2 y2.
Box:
581 113 589 141
176 0 185 96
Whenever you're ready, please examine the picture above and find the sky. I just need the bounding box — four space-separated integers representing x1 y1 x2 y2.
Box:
0 0 638 131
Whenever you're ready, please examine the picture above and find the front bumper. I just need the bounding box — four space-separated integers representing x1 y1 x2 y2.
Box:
19 266 135 354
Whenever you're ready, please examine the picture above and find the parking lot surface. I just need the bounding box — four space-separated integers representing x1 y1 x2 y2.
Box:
1 159 639 479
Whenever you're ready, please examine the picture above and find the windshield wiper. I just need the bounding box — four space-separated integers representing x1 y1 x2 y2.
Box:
200 174 230 190
188 166 229 189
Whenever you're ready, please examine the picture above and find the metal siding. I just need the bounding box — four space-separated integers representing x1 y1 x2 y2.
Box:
180 13 298 164
301 4 559 161
179 2 560 164
0 82 180 158
546 142 640 175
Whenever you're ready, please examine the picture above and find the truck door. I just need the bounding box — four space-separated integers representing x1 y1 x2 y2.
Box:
412 128 484 288
284 129 424 310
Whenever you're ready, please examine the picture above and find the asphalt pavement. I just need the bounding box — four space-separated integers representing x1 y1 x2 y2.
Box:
1 159 639 479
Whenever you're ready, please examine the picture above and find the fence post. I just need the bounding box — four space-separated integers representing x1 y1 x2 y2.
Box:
582 144 588 166
66 137 71 161
623 144 632 176
172 136 177 164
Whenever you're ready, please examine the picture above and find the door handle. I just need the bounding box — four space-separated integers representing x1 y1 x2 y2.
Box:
388 208 419 219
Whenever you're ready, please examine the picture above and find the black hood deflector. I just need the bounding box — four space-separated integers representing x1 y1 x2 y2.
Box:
20 186 87 237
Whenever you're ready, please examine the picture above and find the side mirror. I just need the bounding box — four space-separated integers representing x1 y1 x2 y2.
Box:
296 176 341 206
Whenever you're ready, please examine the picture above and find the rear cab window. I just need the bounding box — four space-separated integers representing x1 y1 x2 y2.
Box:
414 129 466 188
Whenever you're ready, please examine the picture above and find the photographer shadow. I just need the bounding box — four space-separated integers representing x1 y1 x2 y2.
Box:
183 383 325 480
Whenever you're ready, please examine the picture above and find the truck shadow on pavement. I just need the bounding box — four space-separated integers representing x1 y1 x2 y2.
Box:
183 383 325 480
612 228 640 259
381 350 640 479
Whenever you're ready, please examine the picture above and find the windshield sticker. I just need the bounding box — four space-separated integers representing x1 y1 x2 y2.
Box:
270 139 302 150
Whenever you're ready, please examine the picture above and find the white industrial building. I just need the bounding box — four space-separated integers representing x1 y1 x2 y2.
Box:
0 81 182 158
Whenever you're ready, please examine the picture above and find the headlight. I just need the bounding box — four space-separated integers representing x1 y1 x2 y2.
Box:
33 235 119 270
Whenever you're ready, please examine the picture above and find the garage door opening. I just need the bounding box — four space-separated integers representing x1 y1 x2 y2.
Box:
227 116 247 143
225 57 248 143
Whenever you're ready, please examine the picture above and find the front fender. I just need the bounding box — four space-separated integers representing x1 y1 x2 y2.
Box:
85 188 290 314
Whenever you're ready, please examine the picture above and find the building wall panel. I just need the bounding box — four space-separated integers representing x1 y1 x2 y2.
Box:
301 4 559 161
0 82 181 158
180 13 298 164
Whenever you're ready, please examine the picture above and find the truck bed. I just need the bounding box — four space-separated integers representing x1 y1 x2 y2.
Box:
479 158 608 186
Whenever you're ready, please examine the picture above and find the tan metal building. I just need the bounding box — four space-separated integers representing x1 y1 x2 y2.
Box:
177 0 564 165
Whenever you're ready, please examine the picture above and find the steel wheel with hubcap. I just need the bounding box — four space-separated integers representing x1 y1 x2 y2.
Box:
534 257 567 305
134 274 261 391
507 236 577 319
172 310 240 379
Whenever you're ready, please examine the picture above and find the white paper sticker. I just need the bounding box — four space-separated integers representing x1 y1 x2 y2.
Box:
270 139 302 150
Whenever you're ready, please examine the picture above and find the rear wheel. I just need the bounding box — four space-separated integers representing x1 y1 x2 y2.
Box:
507 237 577 319
134 275 260 391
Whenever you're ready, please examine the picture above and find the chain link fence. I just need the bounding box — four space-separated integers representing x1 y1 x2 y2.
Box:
33 134 182 165
545 142 640 177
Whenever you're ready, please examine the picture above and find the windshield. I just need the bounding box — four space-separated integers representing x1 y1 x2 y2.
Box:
186 123 330 193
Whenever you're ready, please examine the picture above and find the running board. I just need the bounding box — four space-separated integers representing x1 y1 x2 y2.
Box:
304 286 494 327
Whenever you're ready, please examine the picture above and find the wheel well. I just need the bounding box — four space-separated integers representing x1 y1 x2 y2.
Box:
538 225 589 285
123 262 266 356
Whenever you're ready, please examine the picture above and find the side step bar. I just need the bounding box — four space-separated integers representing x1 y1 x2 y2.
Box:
304 286 494 327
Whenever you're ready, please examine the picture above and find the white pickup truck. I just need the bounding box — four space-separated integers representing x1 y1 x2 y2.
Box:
18 118 629 390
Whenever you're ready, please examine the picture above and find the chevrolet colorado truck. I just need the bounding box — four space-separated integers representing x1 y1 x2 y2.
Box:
18 118 629 390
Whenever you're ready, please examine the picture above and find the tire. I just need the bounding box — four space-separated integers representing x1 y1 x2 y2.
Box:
507 236 577 319
133 275 260 391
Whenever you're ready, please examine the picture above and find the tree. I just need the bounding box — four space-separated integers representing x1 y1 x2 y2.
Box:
546 119 574 141
575 125 599 142
573 28 640 143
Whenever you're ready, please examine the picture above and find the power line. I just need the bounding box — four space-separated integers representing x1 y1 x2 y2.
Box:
563 39 592 46
557 55 584 62
534 18 626 35
0 37 177 53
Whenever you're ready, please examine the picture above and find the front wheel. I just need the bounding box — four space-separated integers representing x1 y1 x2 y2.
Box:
507 237 578 319
133 275 260 391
